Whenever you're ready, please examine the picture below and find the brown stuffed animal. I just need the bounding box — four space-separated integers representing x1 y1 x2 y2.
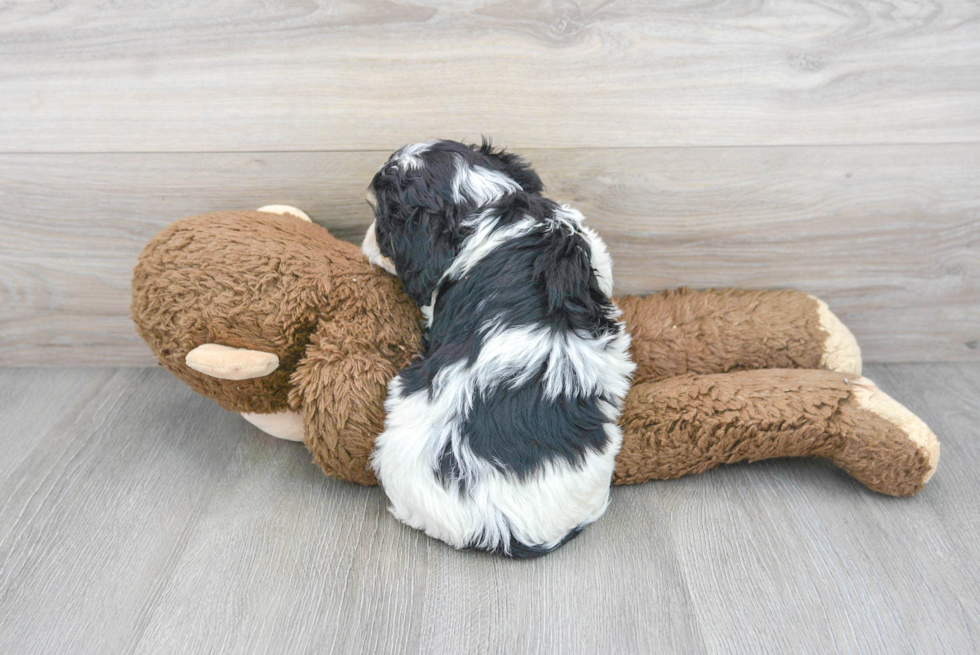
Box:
131 207 939 497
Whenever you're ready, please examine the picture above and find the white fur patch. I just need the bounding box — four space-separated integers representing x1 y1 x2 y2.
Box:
446 322 634 402
374 374 624 551
361 221 398 275
550 204 583 231
451 155 522 206
420 303 434 327
392 140 438 171
579 225 614 297
444 211 538 282
553 205 614 296
372 318 634 553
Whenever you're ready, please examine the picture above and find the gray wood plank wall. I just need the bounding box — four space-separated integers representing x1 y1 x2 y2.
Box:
1 1 978 365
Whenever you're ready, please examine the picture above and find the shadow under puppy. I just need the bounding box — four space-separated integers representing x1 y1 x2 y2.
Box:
362 140 634 557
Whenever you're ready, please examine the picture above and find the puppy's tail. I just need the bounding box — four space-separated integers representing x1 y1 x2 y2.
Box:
482 527 584 559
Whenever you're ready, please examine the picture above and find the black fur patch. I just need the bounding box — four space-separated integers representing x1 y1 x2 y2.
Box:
459 378 610 479
470 525 584 559
369 140 543 306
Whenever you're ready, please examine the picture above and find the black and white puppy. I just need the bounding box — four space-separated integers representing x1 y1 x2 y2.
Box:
361 140 634 557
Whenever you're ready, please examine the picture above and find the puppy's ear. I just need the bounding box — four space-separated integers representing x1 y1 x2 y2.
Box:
389 209 459 306
532 224 615 335
372 166 462 306
477 139 544 195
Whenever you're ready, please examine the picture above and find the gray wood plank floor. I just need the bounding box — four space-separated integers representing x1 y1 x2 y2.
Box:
0 364 976 654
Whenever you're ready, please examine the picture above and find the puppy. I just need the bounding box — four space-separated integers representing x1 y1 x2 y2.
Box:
362 140 634 557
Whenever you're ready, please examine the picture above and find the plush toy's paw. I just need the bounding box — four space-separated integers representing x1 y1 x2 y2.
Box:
185 343 279 380
811 296 862 375
257 205 312 222
241 409 305 442
849 376 939 485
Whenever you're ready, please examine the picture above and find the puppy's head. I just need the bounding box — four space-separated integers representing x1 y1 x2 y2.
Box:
361 139 542 305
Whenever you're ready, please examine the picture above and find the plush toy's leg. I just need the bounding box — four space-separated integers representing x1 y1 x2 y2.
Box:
257 205 312 222
613 288 861 383
241 410 306 442
614 369 938 496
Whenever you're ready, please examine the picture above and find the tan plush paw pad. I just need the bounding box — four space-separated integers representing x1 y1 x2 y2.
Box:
852 377 940 482
811 296 862 375
257 205 312 222
241 410 305 442
185 344 279 380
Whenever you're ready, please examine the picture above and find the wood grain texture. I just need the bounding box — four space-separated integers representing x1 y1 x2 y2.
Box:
0 367 116 480
1 145 978 365
659 362 980 655
0 364 976 654
0 0 977 152
0 368 247 653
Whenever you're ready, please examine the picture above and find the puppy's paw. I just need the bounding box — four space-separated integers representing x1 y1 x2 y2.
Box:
810 295 862 375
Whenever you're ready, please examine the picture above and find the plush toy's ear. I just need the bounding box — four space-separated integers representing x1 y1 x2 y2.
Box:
256 205 312 222
185 344 279 380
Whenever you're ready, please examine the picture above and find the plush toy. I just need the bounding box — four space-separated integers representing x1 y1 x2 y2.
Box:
131 207 939 497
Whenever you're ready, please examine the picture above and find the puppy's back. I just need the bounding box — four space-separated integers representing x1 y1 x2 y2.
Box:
373 195 634 556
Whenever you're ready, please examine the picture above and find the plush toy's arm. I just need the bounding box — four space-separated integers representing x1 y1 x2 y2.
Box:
613 368 938 496
289 313 419 486
613 288 861 385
